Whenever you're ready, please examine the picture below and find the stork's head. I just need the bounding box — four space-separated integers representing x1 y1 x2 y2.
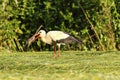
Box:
37 30 46 38
26 30 46 47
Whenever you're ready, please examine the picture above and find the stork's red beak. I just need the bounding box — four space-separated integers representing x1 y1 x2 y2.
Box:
35 33 40 39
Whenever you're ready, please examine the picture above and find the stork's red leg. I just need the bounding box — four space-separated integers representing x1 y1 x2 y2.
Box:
54 42 57 58
57 44 61 57
58 46 60 57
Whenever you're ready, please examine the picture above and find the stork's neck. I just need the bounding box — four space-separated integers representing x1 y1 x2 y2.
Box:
41 35 52 44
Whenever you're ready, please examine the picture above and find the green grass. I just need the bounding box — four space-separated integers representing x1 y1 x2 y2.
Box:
0 51 120 80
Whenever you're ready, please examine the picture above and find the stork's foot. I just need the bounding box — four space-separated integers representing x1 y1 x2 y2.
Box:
58 54 60 58
54 54 57 58
54 52 60 58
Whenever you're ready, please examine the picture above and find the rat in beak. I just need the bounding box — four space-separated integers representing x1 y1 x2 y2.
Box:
26 25 44 47
26 33 40 47
35 33 40 39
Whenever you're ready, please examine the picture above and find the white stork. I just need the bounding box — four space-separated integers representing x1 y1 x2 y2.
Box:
27 30 83 58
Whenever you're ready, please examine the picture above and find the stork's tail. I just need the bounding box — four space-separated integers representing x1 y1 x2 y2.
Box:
70 36 83 44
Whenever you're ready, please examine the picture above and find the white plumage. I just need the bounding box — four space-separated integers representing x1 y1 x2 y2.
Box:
38 30 69 44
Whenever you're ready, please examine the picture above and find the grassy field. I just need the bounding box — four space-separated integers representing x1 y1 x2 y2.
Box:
0 51 120 80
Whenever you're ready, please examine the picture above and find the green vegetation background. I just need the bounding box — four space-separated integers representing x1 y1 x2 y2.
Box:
0 0 120 51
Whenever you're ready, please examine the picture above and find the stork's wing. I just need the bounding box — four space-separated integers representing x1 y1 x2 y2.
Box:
47 31 69 41
57 36 83 44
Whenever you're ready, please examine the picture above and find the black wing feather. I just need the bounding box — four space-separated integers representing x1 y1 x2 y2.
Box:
57 36 83 44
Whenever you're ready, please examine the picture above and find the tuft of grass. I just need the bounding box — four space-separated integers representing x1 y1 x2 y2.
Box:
0 51 120 80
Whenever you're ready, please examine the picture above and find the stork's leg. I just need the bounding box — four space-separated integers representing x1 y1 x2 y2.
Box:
54 42 57 58
58 47 60 57
57 44 61 57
